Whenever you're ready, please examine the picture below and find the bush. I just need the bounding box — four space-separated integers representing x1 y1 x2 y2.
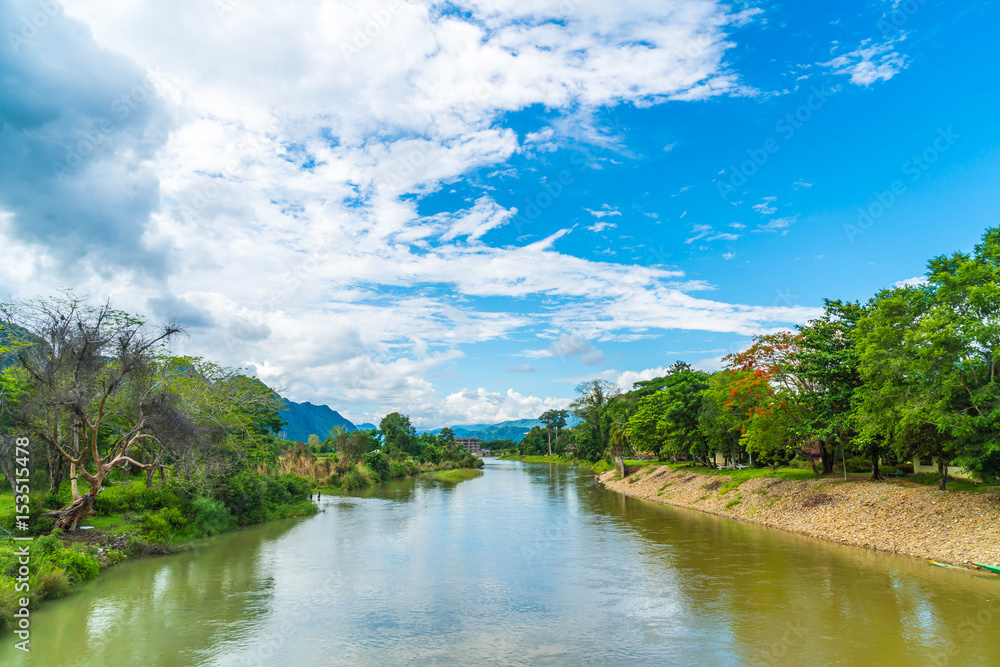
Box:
94 481 179 514
34 566 72 599
342 465 373 491
363 452 390 481
190 497 234 537
140 507 187 544
36 538 100 583
217 470 267 525
911 472 942 485
390 460 408 479
788 458 813 470
844 456 871 473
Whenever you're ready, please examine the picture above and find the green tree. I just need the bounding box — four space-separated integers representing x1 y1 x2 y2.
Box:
570 380 618 461
855 228 1000 486
539 409 569 456
797 300 871 476
379 412 416 459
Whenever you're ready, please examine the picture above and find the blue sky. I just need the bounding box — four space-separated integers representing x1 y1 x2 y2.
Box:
1 0 998 427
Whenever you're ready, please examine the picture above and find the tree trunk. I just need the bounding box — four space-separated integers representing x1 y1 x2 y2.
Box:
870 449 884 481
821 439 835 475
938 457 948 490
47 492 97 532
547 429 552 457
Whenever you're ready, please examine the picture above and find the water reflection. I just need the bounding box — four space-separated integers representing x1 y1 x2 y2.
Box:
1 460 996 666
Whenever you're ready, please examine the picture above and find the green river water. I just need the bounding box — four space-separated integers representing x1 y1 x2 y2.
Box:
2 459 997 665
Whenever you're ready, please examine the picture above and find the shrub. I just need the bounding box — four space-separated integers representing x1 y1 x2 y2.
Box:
788 458 813 470
342 465 373 491
47 545 100 583
140 507 187 544
843 456 871 473
94 481 179 514
363 452 390 481
190 497 234 537
34 566 72 599
217 470 267 525
0 579 19 633
390 460 408 479
911 472 942 485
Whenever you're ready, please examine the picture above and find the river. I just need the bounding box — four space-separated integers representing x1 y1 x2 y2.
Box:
2 459 997 665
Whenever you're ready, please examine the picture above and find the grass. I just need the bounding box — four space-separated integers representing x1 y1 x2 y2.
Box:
725 494 743 510
433 468 484 483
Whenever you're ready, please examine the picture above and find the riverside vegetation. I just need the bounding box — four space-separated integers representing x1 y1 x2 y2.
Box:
508 228 1000 562
0 296 481 632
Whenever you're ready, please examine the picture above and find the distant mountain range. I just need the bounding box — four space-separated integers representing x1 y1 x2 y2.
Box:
277 398 356 442
277 395 573 444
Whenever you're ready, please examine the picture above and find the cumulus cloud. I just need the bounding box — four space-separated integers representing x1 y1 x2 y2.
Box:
0 0 822 424
0 0 170 276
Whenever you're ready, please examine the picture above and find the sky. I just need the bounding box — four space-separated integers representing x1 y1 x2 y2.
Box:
2 0 999 428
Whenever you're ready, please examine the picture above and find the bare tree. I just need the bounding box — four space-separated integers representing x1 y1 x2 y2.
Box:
1 296 182 530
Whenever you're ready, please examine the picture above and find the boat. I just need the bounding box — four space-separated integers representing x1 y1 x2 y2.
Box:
930 560 968 570
972 562 1000 574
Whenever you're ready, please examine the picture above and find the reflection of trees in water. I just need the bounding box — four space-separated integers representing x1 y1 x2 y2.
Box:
28 520 299 667
584 482 996 664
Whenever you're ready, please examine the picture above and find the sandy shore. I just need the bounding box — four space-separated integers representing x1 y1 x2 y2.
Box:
599 465 1000 568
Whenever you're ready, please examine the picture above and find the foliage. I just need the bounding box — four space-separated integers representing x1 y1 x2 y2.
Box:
363 452 390 481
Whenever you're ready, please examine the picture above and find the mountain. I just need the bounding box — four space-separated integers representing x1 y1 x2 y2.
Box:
278 398 356 442
422 417 579 443
355 423 378 431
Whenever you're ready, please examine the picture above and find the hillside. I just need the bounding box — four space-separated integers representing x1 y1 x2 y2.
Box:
278 398 356 442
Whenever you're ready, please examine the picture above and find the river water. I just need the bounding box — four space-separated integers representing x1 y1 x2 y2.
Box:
2 459 997 666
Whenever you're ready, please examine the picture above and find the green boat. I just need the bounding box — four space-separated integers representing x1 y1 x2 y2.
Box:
930 560 968 570
973 562 1000 574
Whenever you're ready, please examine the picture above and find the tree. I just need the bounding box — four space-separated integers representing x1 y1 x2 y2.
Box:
855 228 1000 487
698 371 744 465
624 363 710 462
379 412 416 459
725 333 817 472
797 301 872 477
539 409 568 456
570 380 619 461
0 296 182 530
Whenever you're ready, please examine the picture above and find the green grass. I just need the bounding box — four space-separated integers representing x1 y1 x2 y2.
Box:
433 468 484 483
725 494 743 510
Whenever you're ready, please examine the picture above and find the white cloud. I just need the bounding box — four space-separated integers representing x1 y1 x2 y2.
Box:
584 204 622 219
752 196 778 216
0 0 817 424
433 387 571 426
894 276 928 289
821 38 908 86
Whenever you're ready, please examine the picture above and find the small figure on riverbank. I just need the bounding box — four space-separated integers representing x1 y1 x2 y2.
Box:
594 474 601 486
309 492 313 500
317 491 321 501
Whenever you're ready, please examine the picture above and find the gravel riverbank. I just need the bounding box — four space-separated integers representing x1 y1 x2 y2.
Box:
599 466 1000 568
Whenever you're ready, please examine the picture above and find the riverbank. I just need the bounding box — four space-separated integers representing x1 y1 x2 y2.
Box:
0 474 317 633
599 465 1000 568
